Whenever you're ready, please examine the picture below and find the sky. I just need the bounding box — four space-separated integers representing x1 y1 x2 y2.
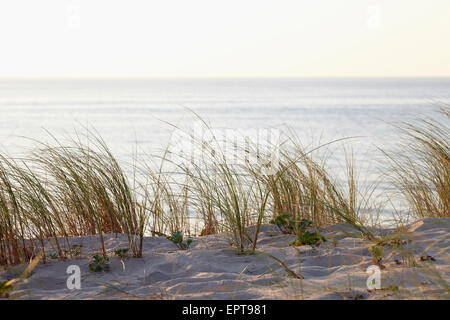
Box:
0 0 449 78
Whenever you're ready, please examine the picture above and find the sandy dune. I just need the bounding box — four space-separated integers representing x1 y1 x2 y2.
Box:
1 218 449 300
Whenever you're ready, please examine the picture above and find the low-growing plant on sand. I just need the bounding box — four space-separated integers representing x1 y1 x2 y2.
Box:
64 244 83 258
290 231 327 247
89 254 110 272
270 211 292 233
0 280 13 298
48 253 59 260
270 211 325 247
270 211 313 235
369 245 385 269
167 231 192 250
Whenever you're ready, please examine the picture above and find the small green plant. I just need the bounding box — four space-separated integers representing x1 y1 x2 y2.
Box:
270 211 313 234
48 253 59 260
89 254 110 272
290 231 327 247
369 245 385 269
369 245 383 260
64 244 83 258
70 244 83 257
167 231 192 250
271 212 325 247
297 218 313 233
48 244 83 260
0 280 13 298
270 211 292 233
114 248 129 259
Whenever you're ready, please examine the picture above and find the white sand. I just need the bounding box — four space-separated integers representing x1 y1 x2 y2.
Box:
1 218 449 300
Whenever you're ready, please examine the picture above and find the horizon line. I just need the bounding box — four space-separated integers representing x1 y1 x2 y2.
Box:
2 75 450 81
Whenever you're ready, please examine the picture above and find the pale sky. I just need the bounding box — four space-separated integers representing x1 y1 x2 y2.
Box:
0 0 449 78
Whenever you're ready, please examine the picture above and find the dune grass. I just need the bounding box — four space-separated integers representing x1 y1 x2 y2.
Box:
0 108 448 266
384 106 449 219
0 132 150 265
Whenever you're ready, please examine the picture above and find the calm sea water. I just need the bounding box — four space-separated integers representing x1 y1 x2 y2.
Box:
1 78 449 217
